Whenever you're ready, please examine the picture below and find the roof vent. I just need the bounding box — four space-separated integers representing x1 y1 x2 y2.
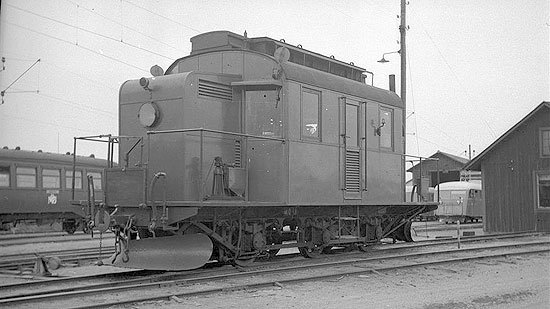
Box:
66 152 71 155
89 154 95 158
38 149 43 152
15 146 21 150
2 146 7 149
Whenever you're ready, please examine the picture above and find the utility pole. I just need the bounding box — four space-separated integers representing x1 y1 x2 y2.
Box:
400 0 407 202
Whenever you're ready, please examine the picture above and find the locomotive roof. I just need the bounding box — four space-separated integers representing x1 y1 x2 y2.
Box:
0 148 109 167
280 61 402 107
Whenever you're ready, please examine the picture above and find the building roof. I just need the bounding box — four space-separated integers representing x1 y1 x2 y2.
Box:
407 151 469 172
465 101 550 171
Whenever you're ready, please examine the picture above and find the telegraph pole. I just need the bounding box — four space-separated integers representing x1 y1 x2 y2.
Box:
400 0 407 201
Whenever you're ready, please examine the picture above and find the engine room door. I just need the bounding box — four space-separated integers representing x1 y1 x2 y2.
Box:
341 98 363 200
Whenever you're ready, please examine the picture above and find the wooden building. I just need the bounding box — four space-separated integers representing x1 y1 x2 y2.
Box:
407 151 469 200
465 102 550 232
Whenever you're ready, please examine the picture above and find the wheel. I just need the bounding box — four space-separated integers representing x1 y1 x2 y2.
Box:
299 246 323 258
63 221 77 234
234 256 256 267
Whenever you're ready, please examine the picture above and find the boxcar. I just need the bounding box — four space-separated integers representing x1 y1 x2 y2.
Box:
0 147 107 233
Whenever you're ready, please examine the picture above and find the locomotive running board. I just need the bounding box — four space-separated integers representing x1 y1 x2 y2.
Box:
106 234 213 271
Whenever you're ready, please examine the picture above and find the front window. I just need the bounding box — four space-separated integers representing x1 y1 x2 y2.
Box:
245 89 282 137
537 172 550 208
42 169 61 188
541 128 550 157
380 107 393 150
0 166 10 187
16 167 36 188
302 89 320 140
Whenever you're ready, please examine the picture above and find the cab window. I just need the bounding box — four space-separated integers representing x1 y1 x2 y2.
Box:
379 107 393 150
245 90 282 137
301 89 320 140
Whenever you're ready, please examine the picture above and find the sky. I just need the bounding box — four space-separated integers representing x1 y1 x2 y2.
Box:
0 0 549 161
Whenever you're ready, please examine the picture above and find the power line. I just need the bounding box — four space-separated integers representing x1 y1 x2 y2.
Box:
1 58 40 104
5 3 176 62
1 20 148 73
63 0 186 54
408 6 498 139
123 0 201 33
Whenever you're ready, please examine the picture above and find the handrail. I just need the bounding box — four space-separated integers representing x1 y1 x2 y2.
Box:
147 128 286 143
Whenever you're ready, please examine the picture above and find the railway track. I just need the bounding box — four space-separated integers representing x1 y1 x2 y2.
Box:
0 230 539 273
0 233 547 308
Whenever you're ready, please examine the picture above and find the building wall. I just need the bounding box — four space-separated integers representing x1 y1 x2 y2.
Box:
480 108 550 232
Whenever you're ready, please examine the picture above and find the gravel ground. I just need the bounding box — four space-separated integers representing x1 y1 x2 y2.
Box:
144 252 549 309
2 226 548 308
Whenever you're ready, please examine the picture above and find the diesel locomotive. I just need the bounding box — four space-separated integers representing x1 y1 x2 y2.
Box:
76 31 437 270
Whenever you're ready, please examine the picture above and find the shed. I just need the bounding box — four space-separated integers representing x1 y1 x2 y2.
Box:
465 102 550 232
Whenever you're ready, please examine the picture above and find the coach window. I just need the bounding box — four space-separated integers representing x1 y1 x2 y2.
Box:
16 167 36 188
379 107 393 150
0 166 10 187
87 171 102 190
536 172 550 208
245 89 282 137
66 170 82 189
301 89 320 141
42 169 61 189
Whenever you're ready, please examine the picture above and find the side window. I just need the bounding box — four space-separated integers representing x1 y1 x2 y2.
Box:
0 166 10 187
245 90 282 137
16 167 36 188
87 171 102 190
66 170 83 189
301 88 320 140
42 169 61 188
379 107 393 150
541 128 550 157
537 173 550 208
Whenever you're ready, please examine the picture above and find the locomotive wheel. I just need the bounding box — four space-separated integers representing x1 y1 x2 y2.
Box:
402 221 413 242
234 256 257 267
299 245 323 258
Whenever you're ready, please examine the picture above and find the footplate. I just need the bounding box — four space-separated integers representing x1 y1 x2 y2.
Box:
108 234 213 271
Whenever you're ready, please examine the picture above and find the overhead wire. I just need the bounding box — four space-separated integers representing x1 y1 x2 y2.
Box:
63 0 187 54
1 19 148 73
123 0 201 33
5 3 175 62
408 5 498 140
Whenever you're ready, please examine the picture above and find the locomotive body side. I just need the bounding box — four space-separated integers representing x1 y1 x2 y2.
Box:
98 31 437 270
0 148 106 233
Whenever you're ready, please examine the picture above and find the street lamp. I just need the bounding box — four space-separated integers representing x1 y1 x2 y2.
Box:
377 50 400 63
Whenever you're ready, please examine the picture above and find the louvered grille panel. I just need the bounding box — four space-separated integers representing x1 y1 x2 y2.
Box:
234 140 241 167
345 150 361 192
198 79 233 101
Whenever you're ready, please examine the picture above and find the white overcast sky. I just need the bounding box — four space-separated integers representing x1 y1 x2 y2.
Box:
0 0 549 160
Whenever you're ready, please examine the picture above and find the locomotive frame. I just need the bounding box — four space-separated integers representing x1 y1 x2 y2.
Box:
75 31 437 270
